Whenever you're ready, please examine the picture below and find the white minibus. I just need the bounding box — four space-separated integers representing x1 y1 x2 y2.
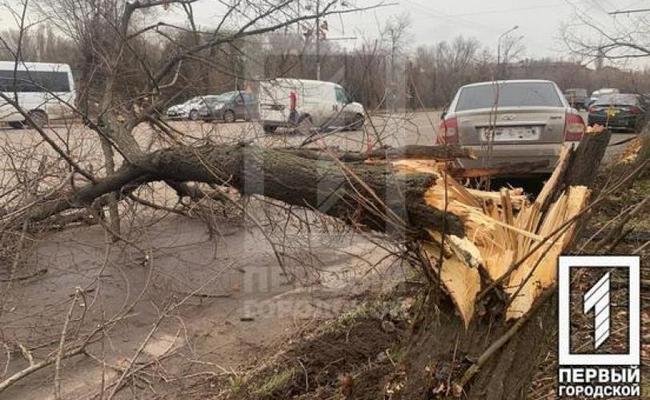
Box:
0 61 75 128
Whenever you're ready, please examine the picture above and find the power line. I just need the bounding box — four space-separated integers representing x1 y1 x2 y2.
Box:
440 3 565 18
608 7 650 14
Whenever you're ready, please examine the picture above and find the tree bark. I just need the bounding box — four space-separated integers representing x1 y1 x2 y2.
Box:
565 129 612 186
23 144 465 238
99 137 121 238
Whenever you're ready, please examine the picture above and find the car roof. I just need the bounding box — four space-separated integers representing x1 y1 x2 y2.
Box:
595 93 640 105
0 61 72 71
460 79 556 89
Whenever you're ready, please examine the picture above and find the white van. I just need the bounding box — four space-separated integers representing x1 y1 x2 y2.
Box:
258 78 365 133
0 61 76 128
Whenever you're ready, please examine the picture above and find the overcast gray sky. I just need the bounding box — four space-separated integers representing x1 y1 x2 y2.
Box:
1 0 648 68
165 0 650 69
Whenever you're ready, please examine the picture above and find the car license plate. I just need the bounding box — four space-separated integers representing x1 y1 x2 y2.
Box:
481 126 541 141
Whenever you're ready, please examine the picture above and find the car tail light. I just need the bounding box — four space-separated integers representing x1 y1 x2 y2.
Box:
437 117 459 144
564 112 585 141
628 106 642 114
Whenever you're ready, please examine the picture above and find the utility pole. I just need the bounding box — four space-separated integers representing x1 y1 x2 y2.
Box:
496 25 518 80
608 8 650 15
315 0 321 80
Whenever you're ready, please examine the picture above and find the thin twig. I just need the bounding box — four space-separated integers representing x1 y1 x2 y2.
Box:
54 289 80 399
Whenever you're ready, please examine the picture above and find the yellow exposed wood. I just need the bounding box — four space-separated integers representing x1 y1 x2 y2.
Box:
466 187 527 210
506 186 590 319
536 144 571 209
390 155 591 322
423 241 481 328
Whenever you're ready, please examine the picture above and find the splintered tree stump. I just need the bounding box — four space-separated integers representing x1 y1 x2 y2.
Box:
395 131 613 400
565 129 612 186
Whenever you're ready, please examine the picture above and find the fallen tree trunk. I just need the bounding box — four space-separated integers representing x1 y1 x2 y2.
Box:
18 143 587 323
448 160 549 178
281 144 476 162
20 144 465 237
15 141 590 329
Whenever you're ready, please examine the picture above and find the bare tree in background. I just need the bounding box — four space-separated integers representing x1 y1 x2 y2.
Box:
497 33 525 79
563 8 650 63
381 12 410 110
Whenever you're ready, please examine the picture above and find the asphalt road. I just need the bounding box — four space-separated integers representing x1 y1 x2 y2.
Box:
162 110 633 164
0 110 635 168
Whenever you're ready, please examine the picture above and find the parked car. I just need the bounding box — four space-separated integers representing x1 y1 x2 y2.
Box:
639 93 650 109
587 88 619 107
166 96 220 120
564 88 588 110
587 93 646 132
438 79 585 174
202 91 259 122
259 78 365 133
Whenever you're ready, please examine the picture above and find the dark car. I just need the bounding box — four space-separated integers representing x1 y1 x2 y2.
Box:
564 88 588 110
587 93 646 132
202 91 259 122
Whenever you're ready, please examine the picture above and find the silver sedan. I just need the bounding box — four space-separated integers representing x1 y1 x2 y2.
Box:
438 79 586 174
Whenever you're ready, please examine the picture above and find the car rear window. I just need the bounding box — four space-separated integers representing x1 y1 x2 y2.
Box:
594 94 639 106
455 82 563 111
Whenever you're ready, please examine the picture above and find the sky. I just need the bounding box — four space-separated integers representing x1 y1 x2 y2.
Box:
1 0 649 69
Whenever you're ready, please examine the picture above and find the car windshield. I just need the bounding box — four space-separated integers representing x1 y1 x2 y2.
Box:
455 82 563 111
594 94 639 106
335 86 351 104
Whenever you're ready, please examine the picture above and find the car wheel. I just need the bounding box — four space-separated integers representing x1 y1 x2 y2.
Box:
28 110 48 129
189 110 199 121
350 114 365 130
223 110 236 123
263 125 277 134
8 121 24 129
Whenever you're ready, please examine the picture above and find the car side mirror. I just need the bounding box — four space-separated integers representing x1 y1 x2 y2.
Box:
441 110 447 120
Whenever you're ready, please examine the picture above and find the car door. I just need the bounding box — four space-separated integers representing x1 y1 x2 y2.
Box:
333 85 354 127
301 83 326 127
324 86 345 127
232 93 247 119
243 94 259 120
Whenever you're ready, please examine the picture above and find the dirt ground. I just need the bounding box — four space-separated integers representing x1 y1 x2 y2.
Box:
0 112 642 399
